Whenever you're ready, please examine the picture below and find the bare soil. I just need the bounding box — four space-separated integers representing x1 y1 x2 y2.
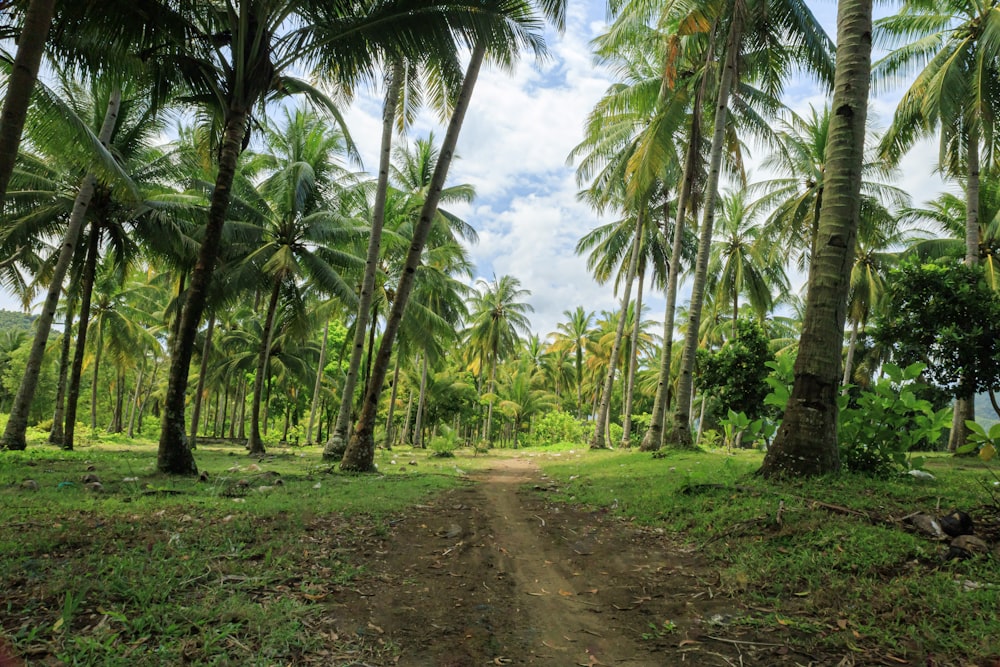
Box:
326 456 824 666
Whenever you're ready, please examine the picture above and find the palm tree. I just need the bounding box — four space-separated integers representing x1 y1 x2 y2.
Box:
549 307 594 418
874 0 1000 449
155 0 536 474
242 108 360 455
669 0 835 447
0 78 123 450
759 0 873 478
340 0 561 472
324 133 475 459
463 275 534 446
707 189 789 335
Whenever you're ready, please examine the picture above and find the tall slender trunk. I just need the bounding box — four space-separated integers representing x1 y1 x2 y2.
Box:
642 161 696 451
842 320 859 387
247 280 281 455
485 359 497 446
111 367 124 432
575 346 584 419
189 312 215 449
127 363 144 438
1 90 120 450
590 213 643 449
49 299 76 445
672 17 743 447
159 106 249 474
621 267 644 446
324 62 402 461
384 355 402 448
64 223 101 450
760 0 872 477
136 363 159 435
950 128 981 452
400 388 414 445
342 44 485 472
413 354 429 448
0 0 57 206
237 379 247 441
89 322 103 431
307 318 330 445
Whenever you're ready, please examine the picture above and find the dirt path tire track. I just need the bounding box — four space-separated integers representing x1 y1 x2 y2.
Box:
334 455 805 666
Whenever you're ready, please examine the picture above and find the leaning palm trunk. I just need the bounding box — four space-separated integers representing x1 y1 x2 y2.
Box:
414 353 430 448
759 0 872 478
63 225 100 450
247 281 281 455
671 17 743 447
325 64 403 460
49 299 76 446
950 129 981 452
621 267 644 446
383 354 402 448
89 321 103 430
159 108 249 474
307 318 330 445
0 0 57 206
0 90 120 450
590 213 643 449
189 312 216 449
841 320 859 387
341 44 486 472
642 112 700 451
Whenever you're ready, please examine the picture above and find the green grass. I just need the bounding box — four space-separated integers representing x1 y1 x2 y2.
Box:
535 446 1000 664
0 435 465 665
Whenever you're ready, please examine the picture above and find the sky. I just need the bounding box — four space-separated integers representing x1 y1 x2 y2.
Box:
339 0 951 337
2 0 954 338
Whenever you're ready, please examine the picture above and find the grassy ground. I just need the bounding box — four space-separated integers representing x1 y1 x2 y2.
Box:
0 433 464 665
535 445 1000 663
2 432 998 664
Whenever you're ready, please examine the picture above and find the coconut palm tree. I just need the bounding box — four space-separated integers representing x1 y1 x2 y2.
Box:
463 275 534 446
240 107 361 455
340 0 561 472
759 0 873 478
549 307 595 418
874 0 1000 449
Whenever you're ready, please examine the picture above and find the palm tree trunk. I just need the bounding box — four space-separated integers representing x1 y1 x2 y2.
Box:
384 354 402 448
189 312 215 449
247 280 281 455
342 44 485 472
760 0 872 477
90 322 103 431
127 363 143 438
950 128 981 452
307 318 330 445
672 17 743 448
575 346 584 419
842 320 859 387
485 359 497 446
621 267 644 446
401 388 414 445
0 0 57 206
413 353 429 448
49 299 76 445
590 213 643 449
159 107 249 474
63 222 100 451
642 161 696 451
324 62 402 461
0 90 120 450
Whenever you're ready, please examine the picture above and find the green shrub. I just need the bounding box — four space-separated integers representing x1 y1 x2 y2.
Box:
527 411 585 446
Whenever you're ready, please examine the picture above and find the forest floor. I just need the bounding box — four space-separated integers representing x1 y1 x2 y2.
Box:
2 443 999 666
318 456 896 667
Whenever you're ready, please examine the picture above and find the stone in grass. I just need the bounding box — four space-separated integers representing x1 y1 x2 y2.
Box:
85 481 105 493
20 479 39 491
947 535 990 560
81 473 101 484
939 510 974 537
910 514 945 540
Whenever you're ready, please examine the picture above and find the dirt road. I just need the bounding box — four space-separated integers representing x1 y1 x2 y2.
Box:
331 455 810 666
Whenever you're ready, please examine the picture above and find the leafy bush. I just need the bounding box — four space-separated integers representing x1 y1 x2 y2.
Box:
629 413 652 447
608 422 624 447
839 362 951 476
527 411 585 446
429 425 459 458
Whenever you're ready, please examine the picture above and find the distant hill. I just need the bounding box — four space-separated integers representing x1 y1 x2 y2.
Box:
0 309 35 333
